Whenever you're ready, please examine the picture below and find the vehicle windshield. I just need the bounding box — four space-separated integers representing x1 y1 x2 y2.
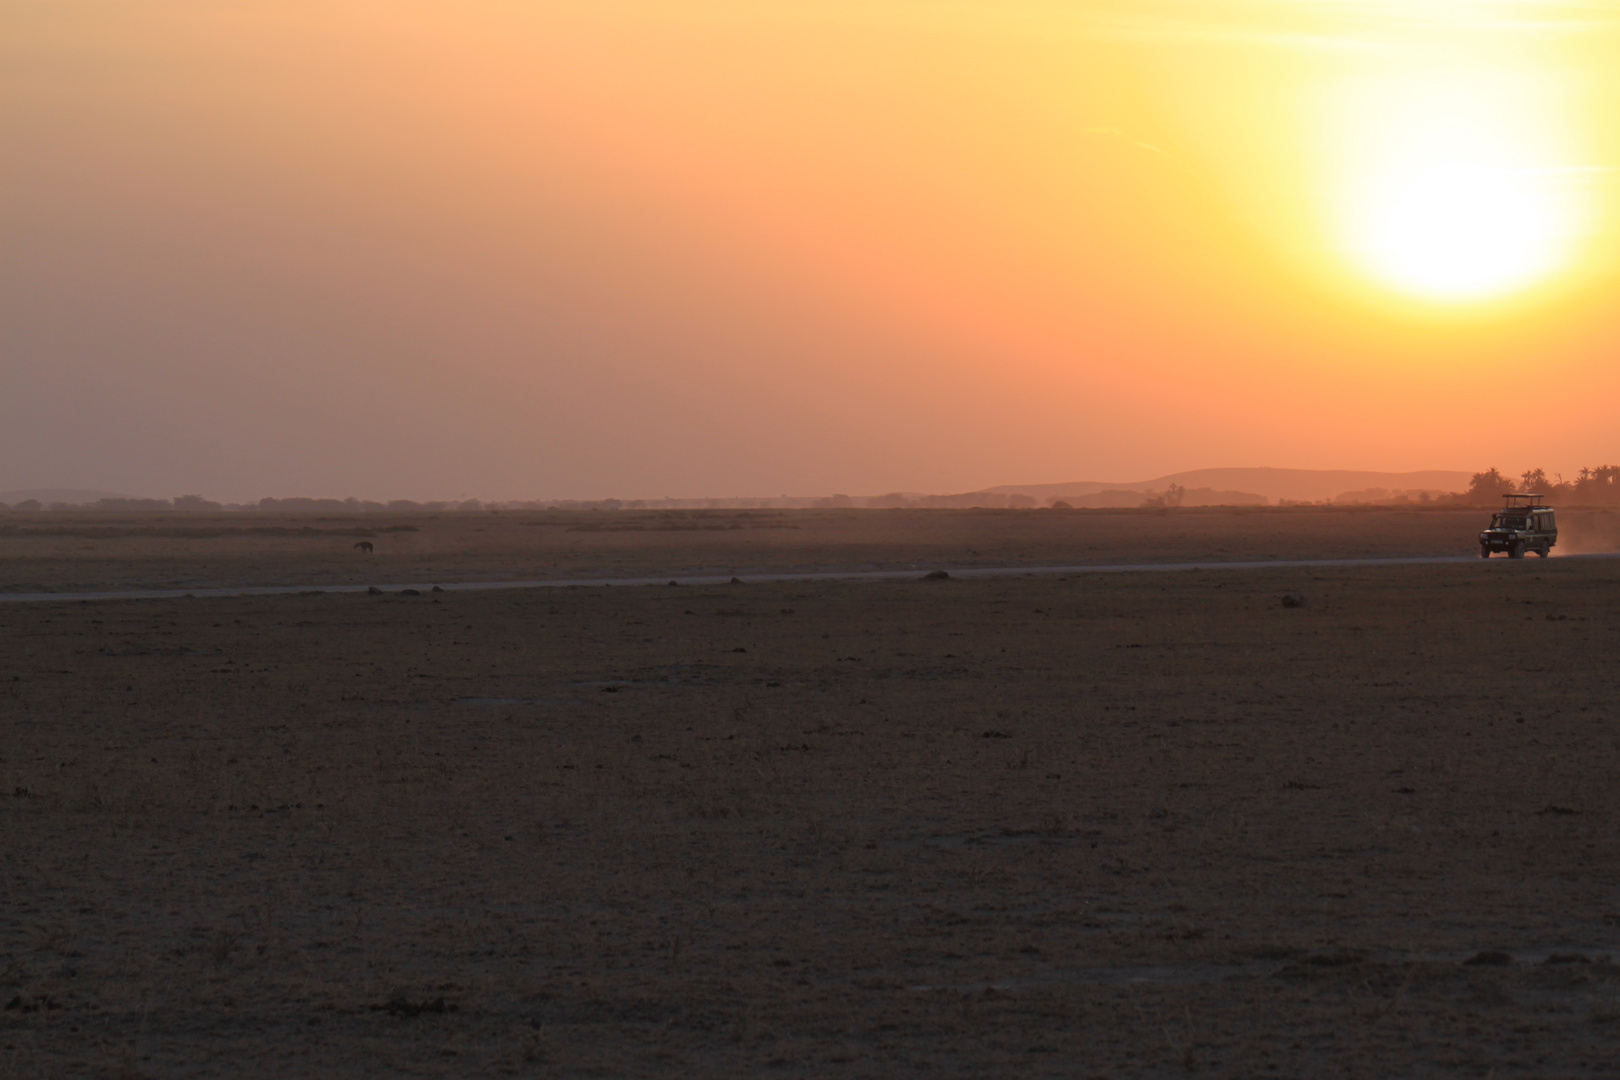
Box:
1492 513 1528 529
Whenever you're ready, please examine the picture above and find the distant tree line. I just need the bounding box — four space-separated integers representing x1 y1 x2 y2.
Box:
1139 483 1187 510
0 492 1054 513
0 495 490 513
1459 466 1620 505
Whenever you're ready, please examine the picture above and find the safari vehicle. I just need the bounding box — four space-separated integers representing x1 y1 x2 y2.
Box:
1479 493 1557 558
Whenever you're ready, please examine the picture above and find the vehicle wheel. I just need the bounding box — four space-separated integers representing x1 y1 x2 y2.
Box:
1536 546 1549 558
1509 542 1523 559
1480 545 1491 559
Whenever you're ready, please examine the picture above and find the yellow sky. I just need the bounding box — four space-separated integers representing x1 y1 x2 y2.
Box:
4 1 1618 499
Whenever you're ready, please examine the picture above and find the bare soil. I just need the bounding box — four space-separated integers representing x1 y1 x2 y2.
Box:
2 505 1618 594
3 509 1619 1076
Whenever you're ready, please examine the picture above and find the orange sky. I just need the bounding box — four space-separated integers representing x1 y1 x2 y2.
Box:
4 1 1619 500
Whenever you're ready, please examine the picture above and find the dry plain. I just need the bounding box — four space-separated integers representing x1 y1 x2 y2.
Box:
3 507 1620 1077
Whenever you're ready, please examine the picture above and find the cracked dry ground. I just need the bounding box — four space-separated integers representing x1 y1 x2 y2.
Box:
3 560 1619 1077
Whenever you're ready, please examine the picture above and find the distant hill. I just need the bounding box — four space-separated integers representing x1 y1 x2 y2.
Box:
1051 487 1268 509
0 488 139 506
986 468 1473 505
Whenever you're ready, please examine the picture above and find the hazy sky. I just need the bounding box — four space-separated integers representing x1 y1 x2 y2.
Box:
6 1 1620 501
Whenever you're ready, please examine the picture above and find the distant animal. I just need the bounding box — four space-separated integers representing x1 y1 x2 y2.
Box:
354 541 374 554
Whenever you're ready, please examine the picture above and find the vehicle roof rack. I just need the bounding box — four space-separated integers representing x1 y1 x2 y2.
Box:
1502 492 1546 506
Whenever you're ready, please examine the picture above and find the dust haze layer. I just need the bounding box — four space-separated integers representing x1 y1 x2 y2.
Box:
0 467 1478 510
986 468 1477 504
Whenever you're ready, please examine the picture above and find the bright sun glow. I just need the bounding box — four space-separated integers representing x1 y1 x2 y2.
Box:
1360 162 1568 300
1335 74 1584 302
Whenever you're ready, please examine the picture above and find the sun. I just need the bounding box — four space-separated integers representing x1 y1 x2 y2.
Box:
1333 73 1584 303
1356 161 1569 300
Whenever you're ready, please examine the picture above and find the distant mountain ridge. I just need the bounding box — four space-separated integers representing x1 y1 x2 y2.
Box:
985 468 1474 505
